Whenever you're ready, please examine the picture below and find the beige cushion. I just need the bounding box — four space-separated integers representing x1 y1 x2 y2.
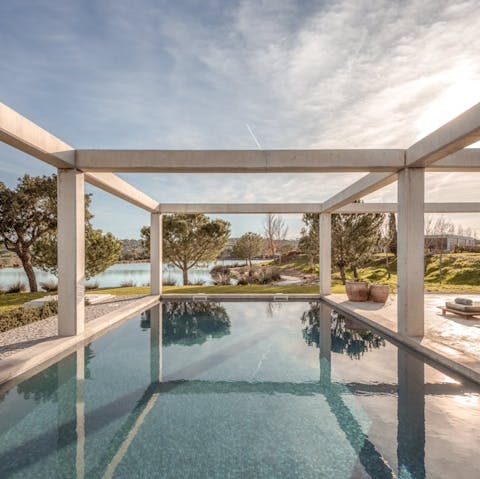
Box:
446 302 480 313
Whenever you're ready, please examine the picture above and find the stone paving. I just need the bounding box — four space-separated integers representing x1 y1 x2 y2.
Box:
327 293 480 380
0 295 145 360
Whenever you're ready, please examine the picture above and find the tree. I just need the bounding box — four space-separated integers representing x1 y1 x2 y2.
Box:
332 212 384 282
380 213 397 279
0 175 57 292
298 209 384 284
33 227 122 280
263 214 288 257
298 213 319 264
232 232 264 267
142 214 231 285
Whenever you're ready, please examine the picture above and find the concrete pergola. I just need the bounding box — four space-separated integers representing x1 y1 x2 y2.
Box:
1 101 480 340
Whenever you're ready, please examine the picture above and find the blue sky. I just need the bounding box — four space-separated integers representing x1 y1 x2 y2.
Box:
1 0 480 238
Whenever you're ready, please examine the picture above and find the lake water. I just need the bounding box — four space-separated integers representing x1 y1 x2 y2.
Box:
0 260 251 290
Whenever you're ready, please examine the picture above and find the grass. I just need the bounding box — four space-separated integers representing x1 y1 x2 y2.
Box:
1 252 479 314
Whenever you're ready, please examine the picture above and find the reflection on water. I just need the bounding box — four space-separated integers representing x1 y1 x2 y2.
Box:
301 303 386 359
0 301 479 478
141 301 231 346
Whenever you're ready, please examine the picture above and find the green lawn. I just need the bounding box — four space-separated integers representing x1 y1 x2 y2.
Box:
1 252 479 313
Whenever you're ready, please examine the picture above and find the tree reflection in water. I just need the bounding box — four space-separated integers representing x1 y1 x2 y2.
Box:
142 301 231 346
301 303 385 359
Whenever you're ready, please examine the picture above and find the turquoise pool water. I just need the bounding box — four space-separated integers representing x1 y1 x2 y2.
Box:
0 301 479 478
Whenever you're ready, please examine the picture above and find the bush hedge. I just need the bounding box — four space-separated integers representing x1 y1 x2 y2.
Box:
0 300 58 333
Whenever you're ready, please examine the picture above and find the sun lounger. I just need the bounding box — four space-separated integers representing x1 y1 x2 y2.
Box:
437 301 480 319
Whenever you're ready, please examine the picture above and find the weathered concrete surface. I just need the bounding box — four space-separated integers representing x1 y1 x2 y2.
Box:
76 149 406 172
397 167 425 336
324 294 480 384
0 102 75 168
85 172 158 211
322 172 398 212
319 213 331 294
150 213 162 295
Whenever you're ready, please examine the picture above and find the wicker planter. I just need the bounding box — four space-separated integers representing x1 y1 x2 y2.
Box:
345 281 369 302
369 284 389 303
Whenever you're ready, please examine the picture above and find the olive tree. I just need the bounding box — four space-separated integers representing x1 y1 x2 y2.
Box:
0 175 57 292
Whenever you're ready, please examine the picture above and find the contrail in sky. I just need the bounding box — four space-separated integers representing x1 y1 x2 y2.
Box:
246 123 262 149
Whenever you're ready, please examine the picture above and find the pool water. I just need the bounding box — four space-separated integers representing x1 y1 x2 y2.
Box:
0 301 479 478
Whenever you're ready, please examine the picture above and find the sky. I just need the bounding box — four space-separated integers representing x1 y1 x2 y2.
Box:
1 0 480 239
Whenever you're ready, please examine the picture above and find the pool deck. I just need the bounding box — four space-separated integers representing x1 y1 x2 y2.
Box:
324 293 480 384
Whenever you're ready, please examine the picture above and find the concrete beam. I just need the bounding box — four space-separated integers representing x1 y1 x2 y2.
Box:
76 149 405 173
319 213 331 295
397 168 425 337
407 102 480 167
322 172 397 212
150 213 162 295
57 169 85 336
337 202 480 214
427 148 480 171
157 203 323 214
0 102 74 168
85 173 158 212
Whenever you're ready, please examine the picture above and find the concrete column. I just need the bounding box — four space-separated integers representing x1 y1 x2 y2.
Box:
58 169 85 336
150 213 163 295
319 213 332 295
150 303 163 383
397 168 425 337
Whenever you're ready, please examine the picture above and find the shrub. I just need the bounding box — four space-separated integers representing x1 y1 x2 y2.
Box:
40 280 58 292
120 280 135 287
210 265 231 285
85 281 99 290
0 300 58 333
162 276 177 286
7 281 26 293
189 279 206 286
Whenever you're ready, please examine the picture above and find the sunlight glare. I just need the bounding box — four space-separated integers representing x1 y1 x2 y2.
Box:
415 64 480 146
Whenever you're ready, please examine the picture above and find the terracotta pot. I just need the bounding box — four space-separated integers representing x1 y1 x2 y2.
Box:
345 280 369 301
369 284 389 303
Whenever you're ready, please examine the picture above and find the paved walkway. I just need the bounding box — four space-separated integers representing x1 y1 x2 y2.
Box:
326 293 480 382
0 295 146 360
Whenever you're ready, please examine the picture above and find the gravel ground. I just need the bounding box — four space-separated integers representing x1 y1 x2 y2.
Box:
0 295 145 360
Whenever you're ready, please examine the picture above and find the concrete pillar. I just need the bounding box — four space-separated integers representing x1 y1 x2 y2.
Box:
150 213 162 295
58 169 85 336
397 349 425 478
397 168 424 337
150 303 163 383
319 213 332 295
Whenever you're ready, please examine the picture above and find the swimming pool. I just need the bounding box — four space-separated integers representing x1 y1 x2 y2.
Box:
0 300 479 478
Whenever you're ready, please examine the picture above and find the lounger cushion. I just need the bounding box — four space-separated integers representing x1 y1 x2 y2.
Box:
446 302 480 313
455 297 473 305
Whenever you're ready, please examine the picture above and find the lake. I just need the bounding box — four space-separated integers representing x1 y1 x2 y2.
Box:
0 260 252 291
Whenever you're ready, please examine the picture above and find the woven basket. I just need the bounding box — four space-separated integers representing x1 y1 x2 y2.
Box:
369 284 389 303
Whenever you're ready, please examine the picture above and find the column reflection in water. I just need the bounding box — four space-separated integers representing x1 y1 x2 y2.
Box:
150 303 163 383
397 349 425 479
318 303 332 385
56 348 85 478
